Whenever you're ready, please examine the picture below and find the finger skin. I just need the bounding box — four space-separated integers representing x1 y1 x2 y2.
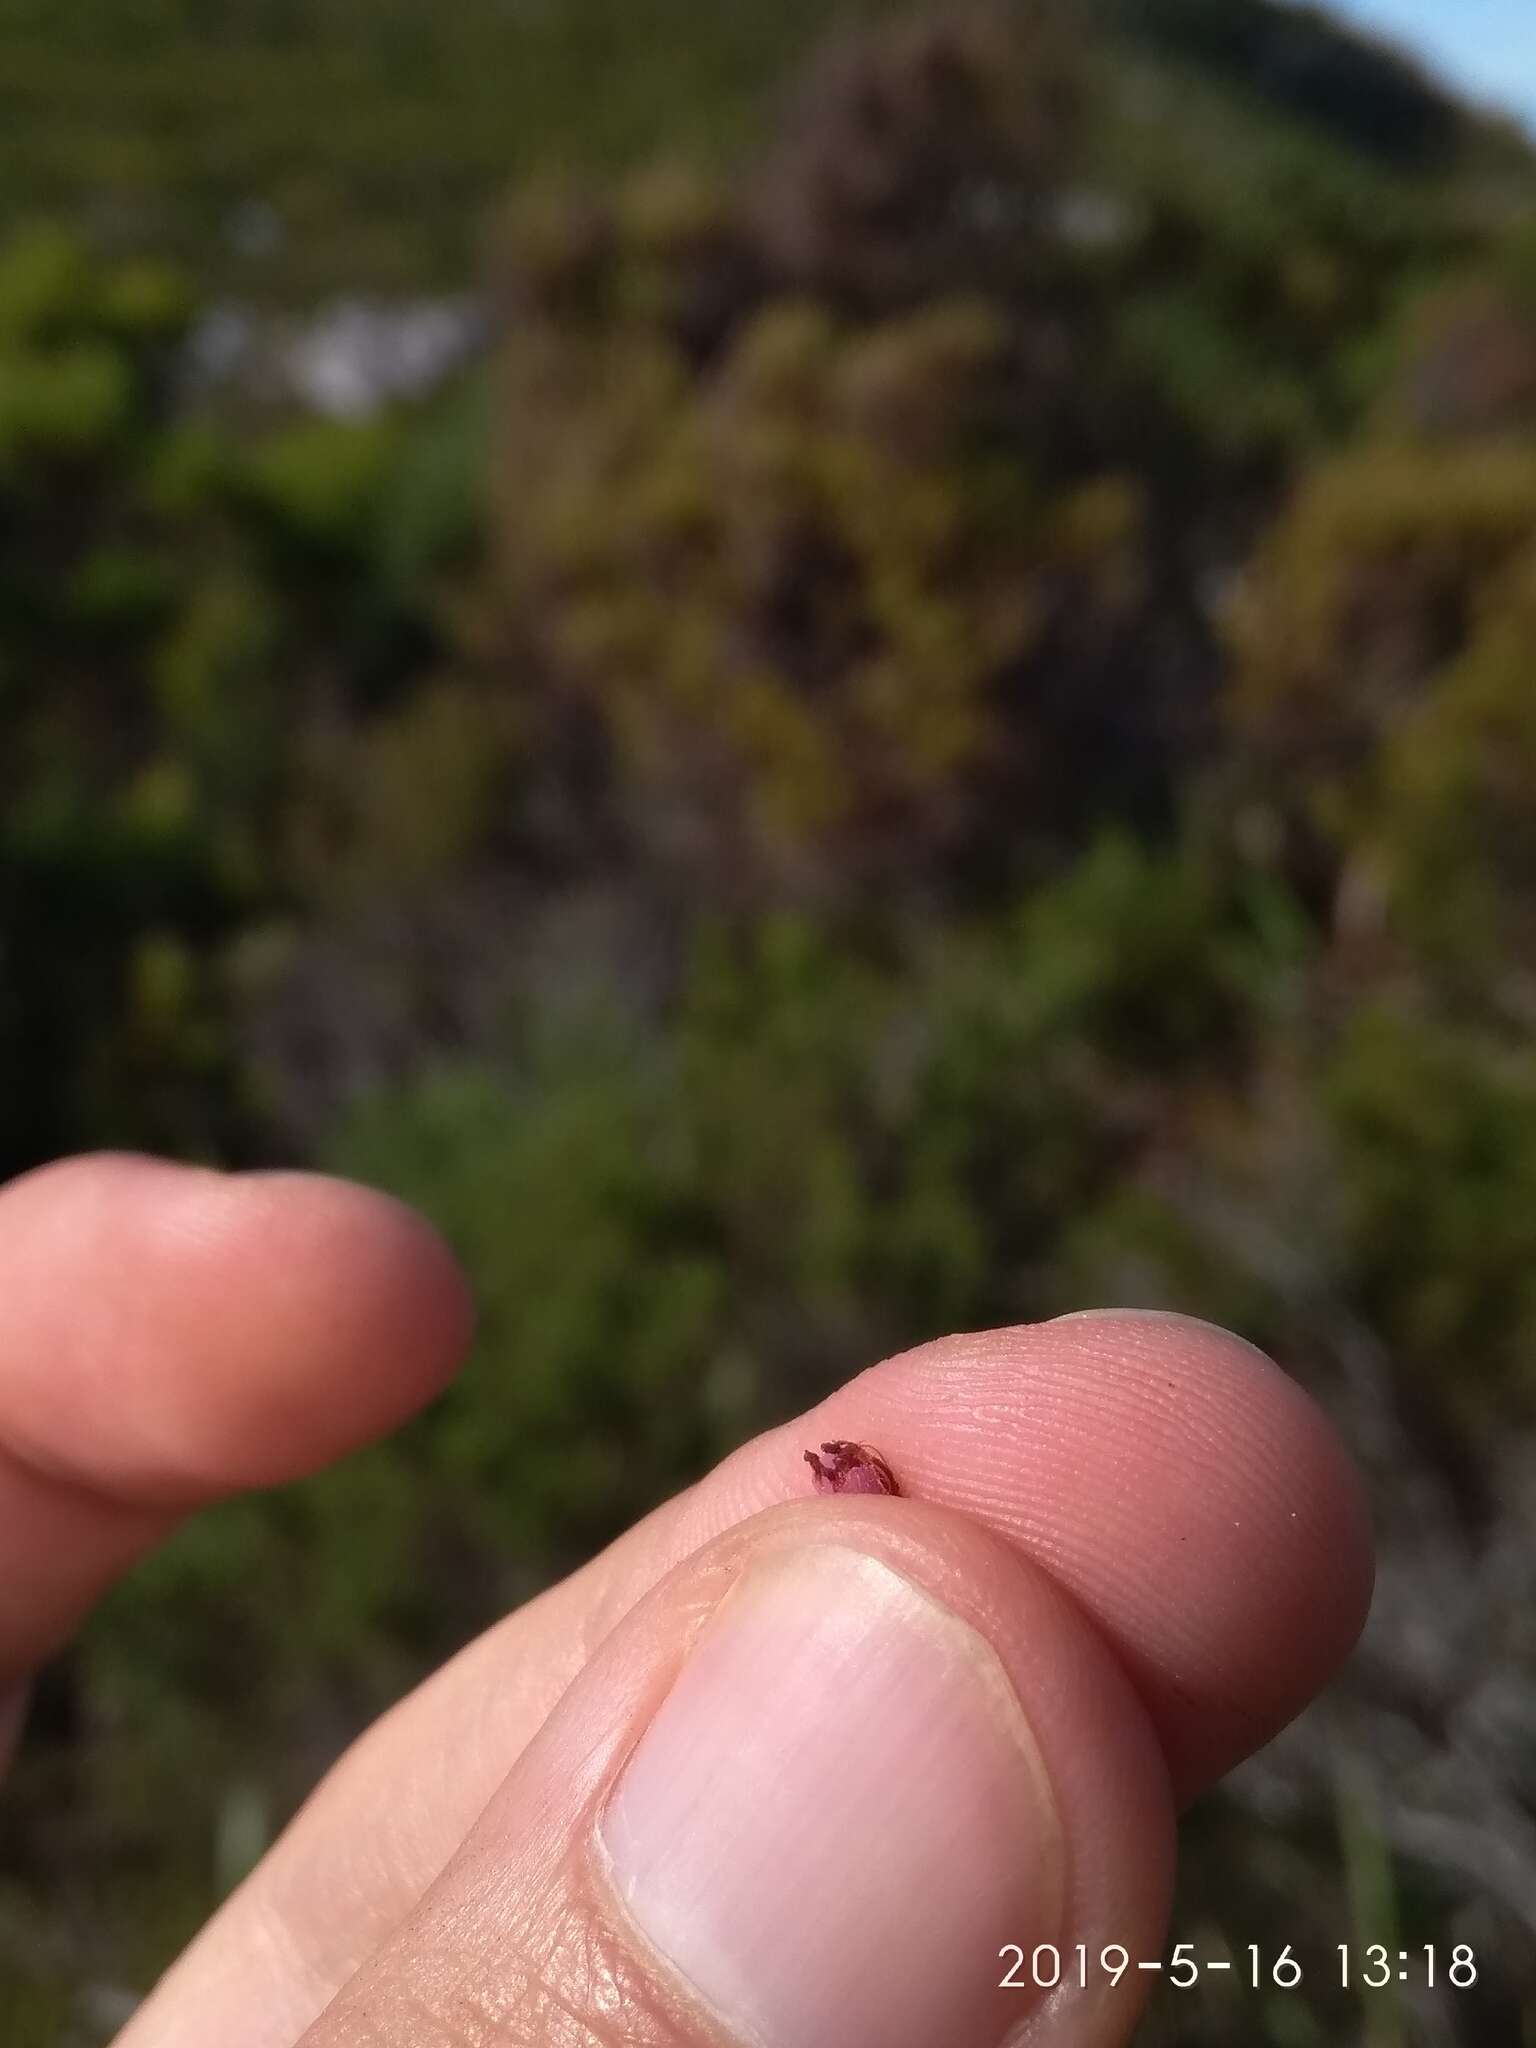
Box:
0 1153 473 1682
128 1314 1372 2048
300 1499 1176 2048
799 1312 1375 1792
0 1154 474 1503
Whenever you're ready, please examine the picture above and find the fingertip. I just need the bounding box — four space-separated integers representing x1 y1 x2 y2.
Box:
809 1309 1375 1799
0 1153 475 1504
1022 1311 1376 1788
218 1169 478 1482
1056 1310 1377 1622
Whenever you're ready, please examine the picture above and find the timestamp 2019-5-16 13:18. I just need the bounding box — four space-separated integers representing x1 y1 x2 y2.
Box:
998 1943 1480 1993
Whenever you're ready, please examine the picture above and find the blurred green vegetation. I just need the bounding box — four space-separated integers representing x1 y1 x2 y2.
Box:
5 3 1536 2042
0 0 919 298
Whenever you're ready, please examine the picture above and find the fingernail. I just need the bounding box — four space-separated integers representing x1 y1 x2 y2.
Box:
599 1545 1063 2048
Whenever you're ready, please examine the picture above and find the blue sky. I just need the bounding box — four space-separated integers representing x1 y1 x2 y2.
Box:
1335 0 1536 128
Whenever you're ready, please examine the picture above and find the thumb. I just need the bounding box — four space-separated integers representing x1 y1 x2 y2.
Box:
299 1494 1175 2048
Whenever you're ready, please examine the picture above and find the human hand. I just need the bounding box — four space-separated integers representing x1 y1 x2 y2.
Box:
2 1154 1372 2048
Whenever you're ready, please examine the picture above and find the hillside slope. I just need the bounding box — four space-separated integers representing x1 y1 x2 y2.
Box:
0 0 1529 297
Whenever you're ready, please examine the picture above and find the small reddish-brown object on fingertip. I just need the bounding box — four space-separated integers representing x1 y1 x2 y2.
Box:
803 1440 902 1497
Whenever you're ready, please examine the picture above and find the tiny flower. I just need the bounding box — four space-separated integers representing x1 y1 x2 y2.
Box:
803 1440 902 1497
